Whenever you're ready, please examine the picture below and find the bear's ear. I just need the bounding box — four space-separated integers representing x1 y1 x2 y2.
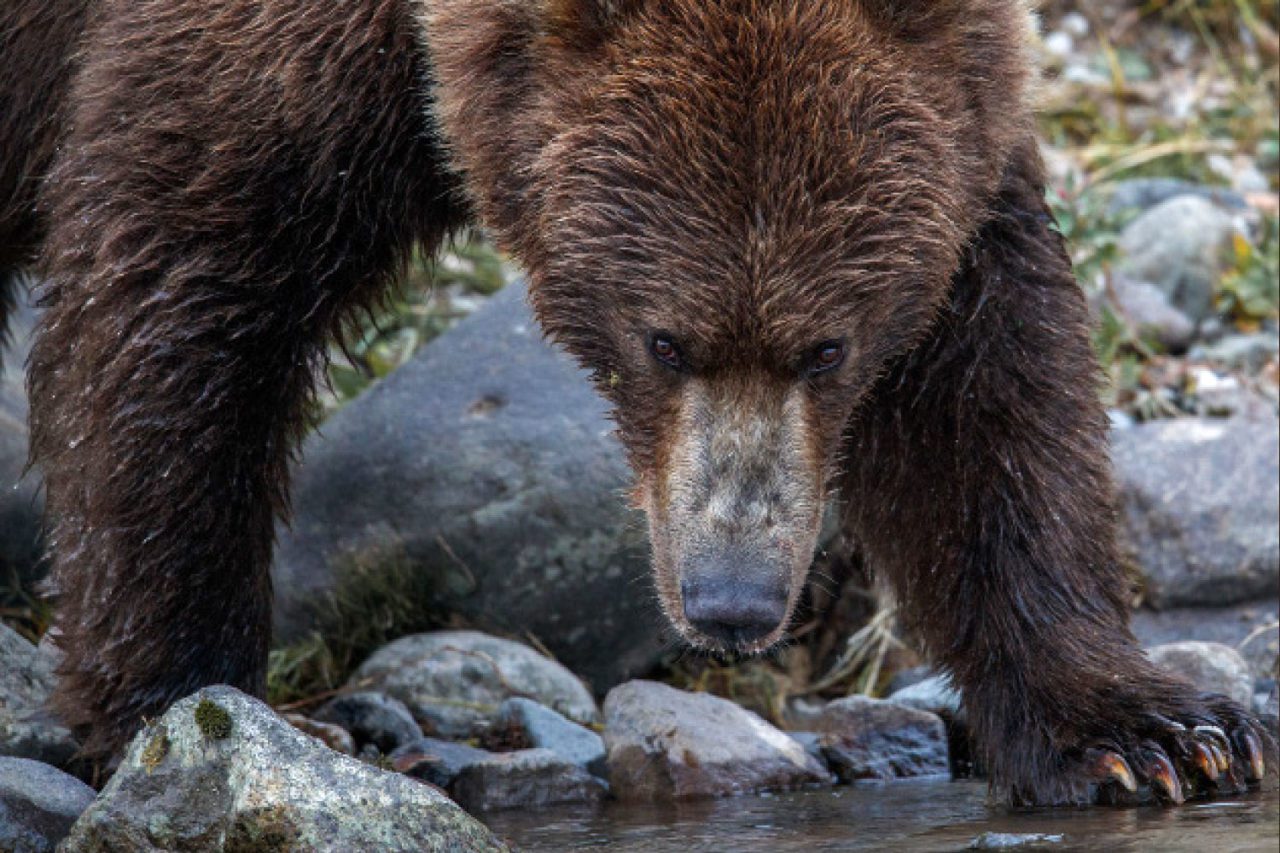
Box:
544 0 643 47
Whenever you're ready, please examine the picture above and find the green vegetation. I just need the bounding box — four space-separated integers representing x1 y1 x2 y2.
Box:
194 698 234 740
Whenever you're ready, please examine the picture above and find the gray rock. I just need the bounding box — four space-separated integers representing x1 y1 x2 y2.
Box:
1116 196 1249 322
787 732 827 769
1146 641 1254 706
315 691 422 753
61 686 504 852
1107 276 1196 353
0 624 79 769
0 757 95 853
0 286 43 598
1112 417 1279 608
280 713 357 755
389 737 493 789
1190 332 1280 373
888 675 962 718
451 748 608 812
1129 600 1279 681
493 697 606 777
348 630 599 739
816 695 950 782
272 282 664 692
602 681 829 801
1105 178 1249 218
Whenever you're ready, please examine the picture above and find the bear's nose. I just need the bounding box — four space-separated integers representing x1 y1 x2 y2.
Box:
681 575 788 647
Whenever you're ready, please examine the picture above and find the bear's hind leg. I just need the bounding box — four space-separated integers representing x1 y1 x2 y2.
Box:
29 0 464 759
840 140 1272 806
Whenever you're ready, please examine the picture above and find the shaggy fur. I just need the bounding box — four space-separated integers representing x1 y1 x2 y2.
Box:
1 0 1270 803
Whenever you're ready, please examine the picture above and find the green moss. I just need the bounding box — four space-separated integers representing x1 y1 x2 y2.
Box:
194 699 233 740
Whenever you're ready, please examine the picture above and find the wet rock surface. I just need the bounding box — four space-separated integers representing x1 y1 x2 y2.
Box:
1146 641 1255 706
815 696 950 782
451 748 608 812
603 681 829 801
493 697 606 776
273 282 663 692
61 686 505 852
0 624 79 770
1112 416 1279 608
315 691 422 754
0 757 95 853
348 630 599 739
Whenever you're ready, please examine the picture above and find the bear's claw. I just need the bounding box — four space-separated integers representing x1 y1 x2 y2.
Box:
1072 696 1273 806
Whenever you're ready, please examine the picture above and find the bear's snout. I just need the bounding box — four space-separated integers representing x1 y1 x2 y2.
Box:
680 566 789 648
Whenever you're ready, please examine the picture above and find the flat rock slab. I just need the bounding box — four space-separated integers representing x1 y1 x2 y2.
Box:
348 630 599 739
451 748 608 812
1112 416 1279 608
1146 641 1254 706
816 696 949 782
603 681 829 800
0 757 95 853
61 686 505 852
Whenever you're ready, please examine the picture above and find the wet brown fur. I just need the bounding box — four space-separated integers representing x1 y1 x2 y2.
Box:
0 0 1270 803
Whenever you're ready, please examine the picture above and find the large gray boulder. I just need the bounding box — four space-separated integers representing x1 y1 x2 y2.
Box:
272 282 663 691
602 681 829 801
61 686 505 852
347 631 599 739
0 623 78 769
1112 416 1279 608
0 757 95 853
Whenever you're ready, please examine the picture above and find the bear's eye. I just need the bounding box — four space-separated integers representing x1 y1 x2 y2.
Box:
807 340 846 376
649 333 684 371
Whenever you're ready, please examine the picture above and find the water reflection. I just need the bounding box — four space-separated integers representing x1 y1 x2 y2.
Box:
483 780 1279 852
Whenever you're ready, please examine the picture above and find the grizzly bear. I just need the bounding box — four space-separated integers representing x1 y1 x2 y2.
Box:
0 0 1271 806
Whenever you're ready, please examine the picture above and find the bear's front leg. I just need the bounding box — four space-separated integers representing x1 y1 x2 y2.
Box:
839 141 1273 806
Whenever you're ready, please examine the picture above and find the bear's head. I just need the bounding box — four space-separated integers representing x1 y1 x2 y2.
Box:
425 0 1036 651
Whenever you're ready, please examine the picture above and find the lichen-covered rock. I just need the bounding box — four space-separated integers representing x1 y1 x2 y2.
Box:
348 631 599 739
1112 416 1279 608
493 698 606 776
0 757 95 853
0 624 79 769
603 681 829 801
60 686 505 852
450 749 608 812
816 696 950 782
315 692 422 754
1146 641 1254 707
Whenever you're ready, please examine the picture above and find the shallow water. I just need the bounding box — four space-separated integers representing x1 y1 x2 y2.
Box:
483 780 1280 852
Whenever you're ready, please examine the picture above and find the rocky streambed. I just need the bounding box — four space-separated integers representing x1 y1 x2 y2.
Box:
2 624 1277 851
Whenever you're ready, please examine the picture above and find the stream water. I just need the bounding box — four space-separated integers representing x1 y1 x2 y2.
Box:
484 780 1279 852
